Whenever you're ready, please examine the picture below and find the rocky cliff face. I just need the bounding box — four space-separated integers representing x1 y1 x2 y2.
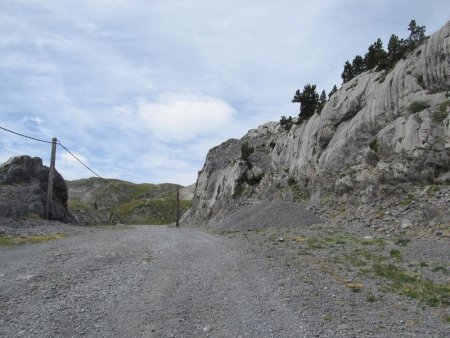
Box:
0 156 71 221
185 21 450 226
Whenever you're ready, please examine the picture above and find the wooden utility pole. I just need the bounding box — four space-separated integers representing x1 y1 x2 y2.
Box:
176 186 180 227
46 137 57 220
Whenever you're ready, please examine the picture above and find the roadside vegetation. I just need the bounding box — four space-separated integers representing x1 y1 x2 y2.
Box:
0 233 65 245
213 224 450 321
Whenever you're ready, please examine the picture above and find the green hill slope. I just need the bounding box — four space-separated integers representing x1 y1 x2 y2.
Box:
66 178 193 225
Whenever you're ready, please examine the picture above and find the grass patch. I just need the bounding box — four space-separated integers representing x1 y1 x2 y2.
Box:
432 266 449 275
297 248 311 256
366 294 378 302
346 282 364 292
395 238 410 246
390 249 402 259
359 237 385 247
0 233 65 245
400 193 414 206
372 263 450 307
419 261 429 267
408 100 430 114
291 184 310 202
115 197 191 225
307 238 324 249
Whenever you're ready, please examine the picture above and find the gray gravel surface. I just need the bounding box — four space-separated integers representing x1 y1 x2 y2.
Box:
216 201 322 230
1 225 309 337
1 223 448 337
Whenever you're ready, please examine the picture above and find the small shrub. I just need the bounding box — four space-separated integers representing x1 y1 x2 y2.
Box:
280 116 294 131
243 172 264 186
268 141 276 149
367 294 378 302
419 261 428 267
400 193 414 205
390 249 402 259
416 74 425 88
395 238 410 246
433 100 450 123
307 238 323 249
369 138 379 152
240 142 254 167
432 266 449 274
287 176 296 186
408 100 430 114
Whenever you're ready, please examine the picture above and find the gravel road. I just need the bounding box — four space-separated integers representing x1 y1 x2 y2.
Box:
1 224 448 337
0 225 309 337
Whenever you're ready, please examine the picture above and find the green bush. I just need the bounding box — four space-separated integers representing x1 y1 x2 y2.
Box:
280 116 294 131
408 100 430 114
240 142 254 167
287 176 296 186
416 74 425 87
369 138 379 152
433 100 450 123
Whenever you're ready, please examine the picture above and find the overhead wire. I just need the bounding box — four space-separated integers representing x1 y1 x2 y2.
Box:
0 124 181 208
0 125 53 144
57 142 134 198
0 124 133 198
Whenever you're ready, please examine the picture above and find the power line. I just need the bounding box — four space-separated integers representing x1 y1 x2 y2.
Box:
58 142 133 198
0 124 147 201
0 125 53 144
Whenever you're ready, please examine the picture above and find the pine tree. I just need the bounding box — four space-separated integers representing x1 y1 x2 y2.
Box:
341 61 354 83
364 39 387 70
317 90 327 114
387 34 401 61
319 90 327 104
292 84 319 122
328 85 338 98
352 55 365 75
408 20 426 43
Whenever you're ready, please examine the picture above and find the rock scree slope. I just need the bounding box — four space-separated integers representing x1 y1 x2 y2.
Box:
184 21 450 227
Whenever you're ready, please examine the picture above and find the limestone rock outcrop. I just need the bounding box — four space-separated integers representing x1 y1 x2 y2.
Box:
185 21 450 226
0 155 71 221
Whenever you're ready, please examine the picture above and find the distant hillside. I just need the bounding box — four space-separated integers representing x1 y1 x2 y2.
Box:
67 177 193 225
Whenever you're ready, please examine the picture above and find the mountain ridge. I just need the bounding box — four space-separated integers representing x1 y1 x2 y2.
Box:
67 177 193 225
184 21 450 228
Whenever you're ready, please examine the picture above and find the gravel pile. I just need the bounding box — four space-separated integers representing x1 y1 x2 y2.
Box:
215 201 322 230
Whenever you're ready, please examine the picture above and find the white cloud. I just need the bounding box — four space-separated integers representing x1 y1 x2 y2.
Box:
59 151 88 166
22 116 44 124
138 93 236 142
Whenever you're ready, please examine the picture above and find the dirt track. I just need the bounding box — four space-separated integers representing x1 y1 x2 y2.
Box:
1 224 448 337
0 225 308 337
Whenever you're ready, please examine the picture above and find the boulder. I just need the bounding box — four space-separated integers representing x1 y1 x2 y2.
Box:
0 155 71 221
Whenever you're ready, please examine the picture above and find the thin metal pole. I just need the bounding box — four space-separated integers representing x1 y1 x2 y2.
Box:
46 137 57 220
176 186 180 227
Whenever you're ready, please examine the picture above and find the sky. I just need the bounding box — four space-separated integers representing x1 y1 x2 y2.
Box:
1 1 449 185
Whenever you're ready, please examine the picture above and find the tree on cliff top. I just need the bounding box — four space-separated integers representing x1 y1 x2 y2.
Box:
292 84 319 122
